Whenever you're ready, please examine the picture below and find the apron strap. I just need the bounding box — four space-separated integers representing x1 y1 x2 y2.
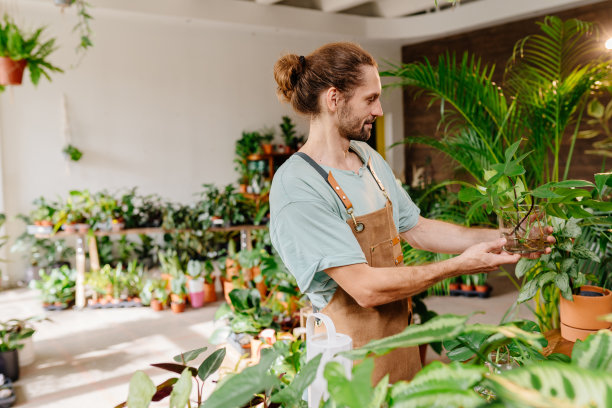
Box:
366 157 391 202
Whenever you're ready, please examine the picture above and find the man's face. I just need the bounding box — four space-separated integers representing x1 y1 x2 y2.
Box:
337 65 383 142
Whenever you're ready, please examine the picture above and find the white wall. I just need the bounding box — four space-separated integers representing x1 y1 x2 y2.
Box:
0 2 404 283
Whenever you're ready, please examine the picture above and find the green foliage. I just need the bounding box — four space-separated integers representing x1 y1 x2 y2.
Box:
126 371 156 408
280 116 304 150
62 144 83 162
28 265 76 305
571 330 612 372
0 15 63 89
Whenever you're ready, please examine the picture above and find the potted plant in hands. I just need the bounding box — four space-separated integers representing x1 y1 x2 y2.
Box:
0 15 63 88
185 260 205 308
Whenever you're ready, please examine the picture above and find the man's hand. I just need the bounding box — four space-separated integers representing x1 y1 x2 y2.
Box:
456 238 521 274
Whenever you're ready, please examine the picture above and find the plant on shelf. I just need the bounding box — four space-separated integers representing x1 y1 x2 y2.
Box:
170 275 188 313
29 197 57 227
234 131 263 190
28 265 76 308
260 127 275 154
0 15 63 90
115 346 226 408
279 116 304 153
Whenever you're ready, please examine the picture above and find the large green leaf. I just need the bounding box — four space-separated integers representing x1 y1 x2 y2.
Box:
169 368 192 408
198 348 226 382
486 362 612 407
390 361 485 403
201 348 280 408
341 314 469 360
271 354 322 406
571 330 612 372
126 371 157 408
324 359 383 408
173 346 208 364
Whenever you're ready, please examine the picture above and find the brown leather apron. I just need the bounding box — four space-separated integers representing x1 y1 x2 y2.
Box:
296 152 422 384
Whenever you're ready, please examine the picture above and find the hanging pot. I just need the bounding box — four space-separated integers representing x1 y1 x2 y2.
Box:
559 285 612 342
0 58 27 86
0 349 19 382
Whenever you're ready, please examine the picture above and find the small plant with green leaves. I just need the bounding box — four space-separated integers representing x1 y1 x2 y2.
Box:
115 346 226 408
0 15 63 91
62 144 82 162
29 265 76 306
279 116 304 151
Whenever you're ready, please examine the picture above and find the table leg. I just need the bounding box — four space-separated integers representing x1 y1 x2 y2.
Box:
240 229 252 251
75 236 86 309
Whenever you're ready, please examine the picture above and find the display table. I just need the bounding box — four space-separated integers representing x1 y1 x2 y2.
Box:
35 225 267 309
543 329 574 357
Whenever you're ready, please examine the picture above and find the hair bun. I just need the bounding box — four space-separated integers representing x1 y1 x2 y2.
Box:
273 54 304 103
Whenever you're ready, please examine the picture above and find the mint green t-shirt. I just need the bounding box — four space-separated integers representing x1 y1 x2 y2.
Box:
269 141 420 310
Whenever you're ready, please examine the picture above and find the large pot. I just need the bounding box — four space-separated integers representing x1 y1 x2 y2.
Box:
18 337 35 366
0 57 27 86
0 349 19 382
559 285 612 342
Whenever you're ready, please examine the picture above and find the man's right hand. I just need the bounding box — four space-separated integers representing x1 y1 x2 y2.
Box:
455 238 520 275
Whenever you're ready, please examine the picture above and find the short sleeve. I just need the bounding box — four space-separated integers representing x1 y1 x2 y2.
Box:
270 200 366 294
393 178 421 233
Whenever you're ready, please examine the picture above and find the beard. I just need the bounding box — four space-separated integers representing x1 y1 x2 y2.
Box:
338 104 375 142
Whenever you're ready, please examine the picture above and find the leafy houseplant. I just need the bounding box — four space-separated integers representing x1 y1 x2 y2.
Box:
170 275 188 313
234 131 263 190
115 346 226 408
260 127 275 154
279 116 304 153
0 15 63 89
62 144 83 162
29 265 76 308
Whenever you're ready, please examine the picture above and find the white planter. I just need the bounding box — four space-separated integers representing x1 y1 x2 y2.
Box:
18 337 35 366
187 278 204 293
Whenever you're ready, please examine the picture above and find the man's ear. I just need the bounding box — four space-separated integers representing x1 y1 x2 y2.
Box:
325 87 340 113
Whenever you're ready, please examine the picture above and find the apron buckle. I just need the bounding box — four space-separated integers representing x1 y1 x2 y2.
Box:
347 208 365 233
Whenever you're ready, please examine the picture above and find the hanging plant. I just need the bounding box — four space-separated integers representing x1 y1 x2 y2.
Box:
62 144 82 162
54 0 93 56
0 15 63 90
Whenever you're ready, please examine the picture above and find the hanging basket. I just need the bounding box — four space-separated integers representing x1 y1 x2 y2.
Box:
0 57 27 85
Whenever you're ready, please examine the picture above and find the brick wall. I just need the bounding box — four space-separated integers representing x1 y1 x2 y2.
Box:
401 0 612 186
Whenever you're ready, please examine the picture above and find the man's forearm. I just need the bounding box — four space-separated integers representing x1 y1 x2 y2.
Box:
401 217 500 254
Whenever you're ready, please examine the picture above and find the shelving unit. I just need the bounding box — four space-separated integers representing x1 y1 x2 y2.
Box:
246 152 292 180
35 224 268 309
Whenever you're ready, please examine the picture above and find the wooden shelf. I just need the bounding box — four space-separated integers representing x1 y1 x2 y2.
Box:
35 224 267 239
246 152 292 161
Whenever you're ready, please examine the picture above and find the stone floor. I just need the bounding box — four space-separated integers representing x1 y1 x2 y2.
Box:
1 270 532 407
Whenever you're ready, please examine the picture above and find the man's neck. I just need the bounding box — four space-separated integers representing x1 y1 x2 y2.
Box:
299 118 363 172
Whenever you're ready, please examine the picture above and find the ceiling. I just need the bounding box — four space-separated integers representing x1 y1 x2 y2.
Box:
237 0 480 19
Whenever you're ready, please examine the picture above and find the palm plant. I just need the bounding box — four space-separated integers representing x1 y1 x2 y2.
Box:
383 16 611 331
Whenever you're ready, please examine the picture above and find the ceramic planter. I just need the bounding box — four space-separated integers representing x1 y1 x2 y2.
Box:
150 299 164 311
559 285 612 342
17 337 35 367
203 282 217 303
0 350 19 382
170 302 185 313
0 58 26 86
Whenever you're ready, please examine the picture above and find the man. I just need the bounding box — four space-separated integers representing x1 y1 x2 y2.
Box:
269 42 552 383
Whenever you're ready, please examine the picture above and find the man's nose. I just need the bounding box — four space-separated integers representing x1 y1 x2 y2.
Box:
373 100 383 117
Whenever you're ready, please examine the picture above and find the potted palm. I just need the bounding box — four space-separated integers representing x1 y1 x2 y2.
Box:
0 15 63 88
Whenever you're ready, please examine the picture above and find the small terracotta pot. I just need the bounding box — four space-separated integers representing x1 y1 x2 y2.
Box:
221 278 234 305
448 283 460 291
262 144 274 155
251 266 267 299
41 220 53 227
150 299 164 311
475 285 489 293
203 282 217 303
171 302 186 313
0 57 27 85
460 284 474 292
559 285 612 342
239 184 248 194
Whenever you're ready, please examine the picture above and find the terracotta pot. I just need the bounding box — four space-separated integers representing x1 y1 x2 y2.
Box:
418 343 428 366
0 58 27 85
251 266 267 299
222 278 234 305
475 285 489 293
448 283 460 291
239 184 248 194
63 223 77 233
262 144 274 155
203 282 218 303
150 299 164 311
171 302 186 313
460 284 474 292
41 220 53 227
282 145 293 154
559 285 612 342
